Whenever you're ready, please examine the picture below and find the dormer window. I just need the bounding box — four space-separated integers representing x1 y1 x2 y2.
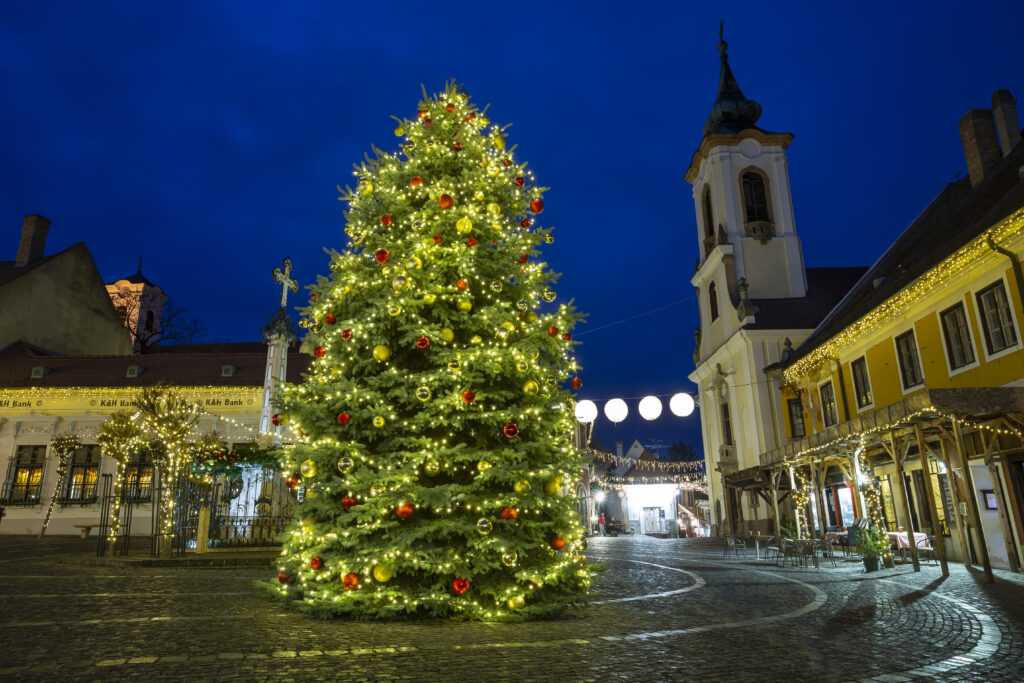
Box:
30 366 47 379
221 364 236 378
126 365 142 378
741 171 774 241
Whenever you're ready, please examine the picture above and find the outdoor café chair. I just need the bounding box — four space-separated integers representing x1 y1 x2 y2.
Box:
763 536 781 565
724 535 747 559
815 539 837 568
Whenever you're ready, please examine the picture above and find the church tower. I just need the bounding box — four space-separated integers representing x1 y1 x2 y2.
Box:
687 32 813 537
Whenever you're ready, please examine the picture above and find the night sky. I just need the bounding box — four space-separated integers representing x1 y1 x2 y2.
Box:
2 2 1021 456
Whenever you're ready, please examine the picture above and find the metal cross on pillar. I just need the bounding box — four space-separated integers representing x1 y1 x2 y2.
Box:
273 257 299 309
260 258 300 439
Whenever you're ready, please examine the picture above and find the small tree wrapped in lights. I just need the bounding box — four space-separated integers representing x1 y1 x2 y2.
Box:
269 82 590 620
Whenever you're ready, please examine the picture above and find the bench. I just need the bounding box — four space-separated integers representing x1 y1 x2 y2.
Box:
73 524 101 539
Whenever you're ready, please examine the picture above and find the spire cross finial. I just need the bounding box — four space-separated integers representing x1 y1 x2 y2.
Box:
272 257 298 308
137 255 142 274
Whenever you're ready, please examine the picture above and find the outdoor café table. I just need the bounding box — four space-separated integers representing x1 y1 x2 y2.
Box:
887 531 929 548
824 531 847 543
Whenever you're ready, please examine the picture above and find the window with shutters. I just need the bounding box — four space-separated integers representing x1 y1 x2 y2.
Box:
976 281 1019 355
741 171 772 241
708 281 719 322
3 445 47 505
940 302 976 370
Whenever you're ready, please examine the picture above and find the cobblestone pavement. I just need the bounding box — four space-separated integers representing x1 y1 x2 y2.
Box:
1 535 1023 681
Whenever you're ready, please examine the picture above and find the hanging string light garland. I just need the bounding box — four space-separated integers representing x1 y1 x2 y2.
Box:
574 392 696 424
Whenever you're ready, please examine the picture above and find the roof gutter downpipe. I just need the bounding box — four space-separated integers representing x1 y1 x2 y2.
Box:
987 235 1024 309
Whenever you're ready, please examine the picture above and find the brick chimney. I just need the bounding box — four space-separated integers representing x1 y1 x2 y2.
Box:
616 441 623 459
16 214 51 265
992 89 1021 157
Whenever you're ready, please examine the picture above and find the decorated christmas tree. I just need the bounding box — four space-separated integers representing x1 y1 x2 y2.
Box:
269 82 591 621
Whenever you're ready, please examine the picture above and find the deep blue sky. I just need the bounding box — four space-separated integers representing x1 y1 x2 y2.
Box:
2 2 1021 455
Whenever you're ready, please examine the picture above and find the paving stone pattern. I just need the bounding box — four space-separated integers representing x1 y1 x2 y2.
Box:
1 535 1023 681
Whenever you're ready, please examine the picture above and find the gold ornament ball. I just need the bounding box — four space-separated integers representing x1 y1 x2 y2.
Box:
381 265 392 276
476 518 493 535
529 347 540 359
522 380 539 397
470 335 483 345
524 311 539 324
440 328 455 342
477 460 492 472
490 281 502 292
406 256 422 270
330 366 344 379
544 477 563 496
336 456 354 472
415 386 432 402
302 515 316 528
357 181 373 196
373 345 391 361
457 300 473 312
507 595 525 610
387 304 402 317
516 300 528 311
516 360 529 372
299 459 318 478
513 479 532 494
372 564 393 583
424 459 440 475
423 293 436 304
448 359 460 370
473 190 485 200
500 550 517 567
486 202 501 215
541 287 556 302
277 412 291 425
492 362 503 374
305 489 317 499
392 275 408 290
456 217 473 234
394 126 404 136
545 234 555 244
494 136 506 151
372 416 385 428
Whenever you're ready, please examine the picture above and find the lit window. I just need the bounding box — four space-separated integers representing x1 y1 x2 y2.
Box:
124 452 153 501
64 445 101 503
977 282 1018 354
3 445 47 504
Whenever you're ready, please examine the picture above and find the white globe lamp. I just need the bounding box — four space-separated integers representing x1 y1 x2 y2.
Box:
604 398 628 423
638 396 663 421
669 392 695 417
574 399 598 423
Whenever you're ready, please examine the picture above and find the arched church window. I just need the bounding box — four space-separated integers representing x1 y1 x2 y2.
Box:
709 281 719 322
703 187 714 238
741 172 770 223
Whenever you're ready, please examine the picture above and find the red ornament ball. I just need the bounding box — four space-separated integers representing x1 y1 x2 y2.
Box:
342 572 360 590
341 329 353 340
453 141 462 150
310 556 323 570
520 218 531 228
530 199 545 213
465 237 477 246
337 412 350 425
451 578 469 595
314 346 326 358
465 112 476 121
550 536 567 551
417 110 428 120
324 314 336 325
375 249 390 264
503 422 520 439
462 390 476 403
562 333 572 341
514 176 525 187
271 413 282 426
456 278 469 290
424 118 434 126
547 326 559 337
571 377 583 390
499 506 518 520
439 194 454 209
284 474 298 489
381 214 392 226
416 336 430 349
278 572 292 584
342 497 357 511
433 234 442 244
502 158 512 167
311 293 319 301
445 103 456 112
410 175 423 187
396 501 415 520
518 253 528 264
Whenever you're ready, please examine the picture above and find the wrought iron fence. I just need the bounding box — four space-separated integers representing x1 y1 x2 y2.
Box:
207 465 295 548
